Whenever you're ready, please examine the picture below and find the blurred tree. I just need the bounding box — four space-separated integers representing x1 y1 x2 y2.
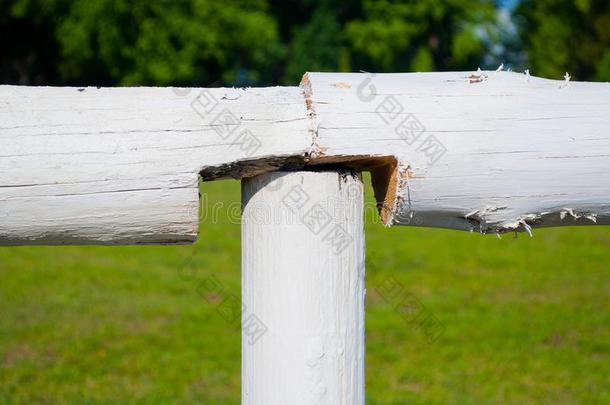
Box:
270 0 361 83
515 0 610 80
1 0 283 86
282 6 345 83
345 0 497 72
0 0 63 84
1 0 513 86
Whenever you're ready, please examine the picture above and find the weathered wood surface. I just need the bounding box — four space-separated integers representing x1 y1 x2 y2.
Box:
242 171 365 404
304 71 610 235
0 86 309 244
1 70 609 244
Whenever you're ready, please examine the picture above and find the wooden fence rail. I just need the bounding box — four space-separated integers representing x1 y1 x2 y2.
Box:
2 71 609 245
1 70 609 404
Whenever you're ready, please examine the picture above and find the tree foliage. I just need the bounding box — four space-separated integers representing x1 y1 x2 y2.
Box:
1 0 609 85
1 0 282 86
346 0 497 72
516 0 610 80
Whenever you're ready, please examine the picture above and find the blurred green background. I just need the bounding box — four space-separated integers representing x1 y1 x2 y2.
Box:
1 0 609 86
1 0 609 403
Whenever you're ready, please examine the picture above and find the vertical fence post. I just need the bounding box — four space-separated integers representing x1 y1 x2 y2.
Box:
241 171 365 404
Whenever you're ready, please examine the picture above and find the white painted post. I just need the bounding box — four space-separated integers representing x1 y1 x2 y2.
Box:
241 171 365 404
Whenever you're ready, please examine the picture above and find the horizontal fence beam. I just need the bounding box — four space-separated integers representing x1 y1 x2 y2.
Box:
1 71 609 244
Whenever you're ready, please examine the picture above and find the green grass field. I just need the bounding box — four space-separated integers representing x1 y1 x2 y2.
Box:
1 177 609 404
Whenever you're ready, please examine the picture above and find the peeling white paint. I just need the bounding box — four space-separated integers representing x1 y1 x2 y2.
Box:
560 208 598 223
2 70 609 244
305 71 610 235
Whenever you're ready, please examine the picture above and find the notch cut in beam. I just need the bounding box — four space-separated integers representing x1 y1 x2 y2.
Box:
201 154 400 226
2 70 610 245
